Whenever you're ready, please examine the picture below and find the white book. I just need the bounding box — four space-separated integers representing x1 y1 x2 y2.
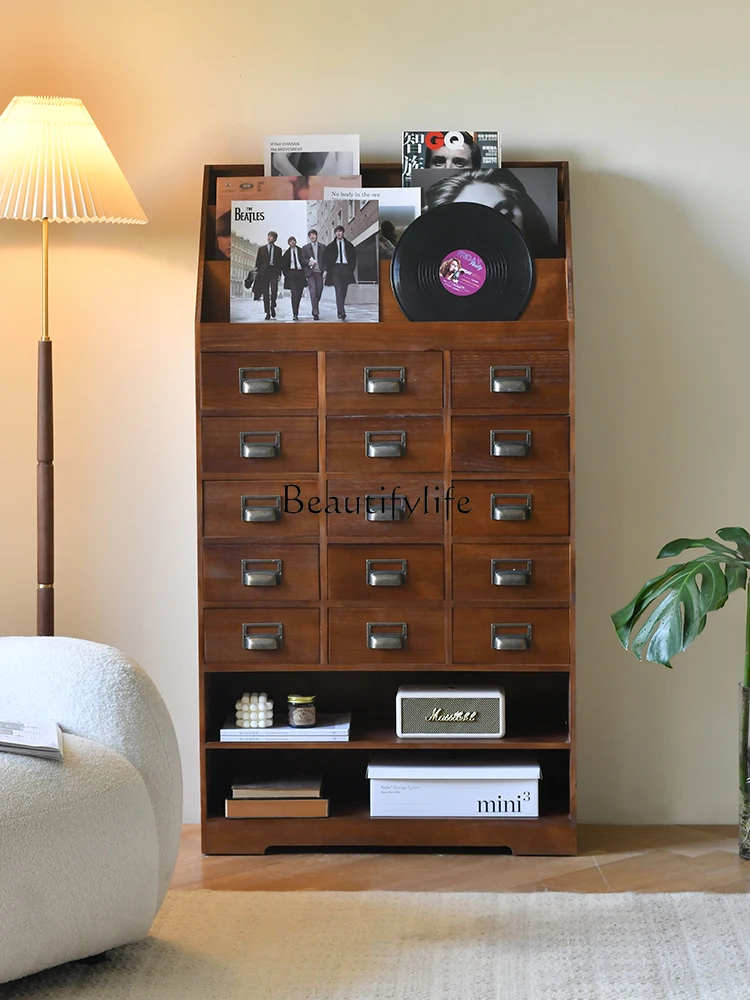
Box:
220 713 351 742
0 719 64 760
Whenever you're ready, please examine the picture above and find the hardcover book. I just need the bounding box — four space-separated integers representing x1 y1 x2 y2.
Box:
401 130 501 186
231 775 323 799
225 797 329 818
230 200 379 324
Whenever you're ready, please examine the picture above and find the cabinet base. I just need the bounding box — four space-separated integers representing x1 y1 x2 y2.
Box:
202 813 577 856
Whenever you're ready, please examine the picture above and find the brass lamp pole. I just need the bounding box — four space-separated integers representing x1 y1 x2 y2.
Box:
0 96 147 635
38 216 54 633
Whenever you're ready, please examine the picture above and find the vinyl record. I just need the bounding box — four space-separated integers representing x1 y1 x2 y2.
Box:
391 202 535 322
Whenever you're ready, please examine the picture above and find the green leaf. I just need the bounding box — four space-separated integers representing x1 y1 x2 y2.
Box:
612 556 730 667
657 536 737 559
717 528 750 559
726 563 748 595
612 562 690 648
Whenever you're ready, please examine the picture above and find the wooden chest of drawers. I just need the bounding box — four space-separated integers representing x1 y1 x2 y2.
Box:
196 161 575 856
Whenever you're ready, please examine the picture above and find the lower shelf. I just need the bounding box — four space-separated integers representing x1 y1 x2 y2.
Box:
202 808 576 856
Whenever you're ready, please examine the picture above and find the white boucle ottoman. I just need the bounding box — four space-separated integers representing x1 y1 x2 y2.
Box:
0 636 182 984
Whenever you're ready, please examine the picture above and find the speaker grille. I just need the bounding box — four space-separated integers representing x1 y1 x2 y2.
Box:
400 697 501 735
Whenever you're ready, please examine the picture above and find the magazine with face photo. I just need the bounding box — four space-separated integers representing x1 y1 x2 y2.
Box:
402 131 501 186
230 199 379 324
215 175 361 259
324 186 421 261
264 134 360 177
410 166 561 258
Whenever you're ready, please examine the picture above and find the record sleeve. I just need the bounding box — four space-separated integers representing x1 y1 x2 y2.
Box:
391 202 534 322
230 199 380 324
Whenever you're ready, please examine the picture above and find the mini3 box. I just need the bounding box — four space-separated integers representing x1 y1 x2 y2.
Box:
367 755 541 818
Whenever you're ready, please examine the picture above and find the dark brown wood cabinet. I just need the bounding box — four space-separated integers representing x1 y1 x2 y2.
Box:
196 161 576 855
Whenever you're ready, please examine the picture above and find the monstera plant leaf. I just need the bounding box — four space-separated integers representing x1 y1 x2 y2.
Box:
612 528 750 667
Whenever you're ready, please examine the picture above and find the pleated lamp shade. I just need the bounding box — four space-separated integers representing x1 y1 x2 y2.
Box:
0 95 147 224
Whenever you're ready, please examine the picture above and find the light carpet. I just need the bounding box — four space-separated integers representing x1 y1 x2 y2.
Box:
3 889 750 999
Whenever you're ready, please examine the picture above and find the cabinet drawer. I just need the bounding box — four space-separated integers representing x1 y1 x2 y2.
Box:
204 608 321 664
329 608 445 664
201 417 318 475
453 608 571 666
203 481 320 540
452 543 571 605
325 478 446 540
203 544 320 603
327 416 443 474
200 352 318 414
328 544 445 602
452 480 569 539
451 351 569 412
452 416 569 474
326 352 443 414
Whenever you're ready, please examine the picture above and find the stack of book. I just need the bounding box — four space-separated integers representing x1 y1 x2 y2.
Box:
225 775 328 818
219 713 351 743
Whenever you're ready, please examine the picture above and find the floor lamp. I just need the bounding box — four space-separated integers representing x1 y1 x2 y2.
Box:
0 96 147 636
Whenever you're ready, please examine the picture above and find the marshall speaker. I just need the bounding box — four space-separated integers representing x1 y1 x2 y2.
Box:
396 685 505 738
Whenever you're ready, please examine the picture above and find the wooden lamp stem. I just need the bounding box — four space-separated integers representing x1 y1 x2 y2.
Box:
37 217 54 636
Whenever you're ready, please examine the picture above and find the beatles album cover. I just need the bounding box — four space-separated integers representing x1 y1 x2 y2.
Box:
230 199 380 324
402 130 501 186
409 166 561 258
215 175 361 259
324 186 421 260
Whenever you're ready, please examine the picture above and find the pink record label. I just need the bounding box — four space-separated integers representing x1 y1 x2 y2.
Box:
438 248 487 296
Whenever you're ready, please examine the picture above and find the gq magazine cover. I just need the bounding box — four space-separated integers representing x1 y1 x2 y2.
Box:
401 130 501 186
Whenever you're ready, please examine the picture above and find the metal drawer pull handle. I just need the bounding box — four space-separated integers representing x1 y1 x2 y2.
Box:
242 622 283 651
365 495 407 521
490 366 531 393
240 495 282 522
491 429 532 457
240 430 280 459
366 559 407 587
365 430 406 458
491 494 532 521
491 623 532 651
242 559 282 587
239 366 280 394
491 559 532 587
367 622 408 650
364 366 406 394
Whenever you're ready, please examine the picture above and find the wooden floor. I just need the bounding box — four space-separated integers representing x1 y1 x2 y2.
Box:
171 824 750 893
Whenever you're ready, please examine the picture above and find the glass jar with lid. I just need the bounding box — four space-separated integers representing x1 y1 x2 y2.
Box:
287 694 316 728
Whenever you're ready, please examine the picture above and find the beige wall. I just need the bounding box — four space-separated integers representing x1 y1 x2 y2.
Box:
1 0 749 825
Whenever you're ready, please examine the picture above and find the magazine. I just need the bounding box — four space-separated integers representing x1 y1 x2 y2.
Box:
215 175 362 259
220 714 351 741
402 131 501 186
230 199 379 324
0 719 64 760
264 134 360 177
324 186 421 260
409 166 561 258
